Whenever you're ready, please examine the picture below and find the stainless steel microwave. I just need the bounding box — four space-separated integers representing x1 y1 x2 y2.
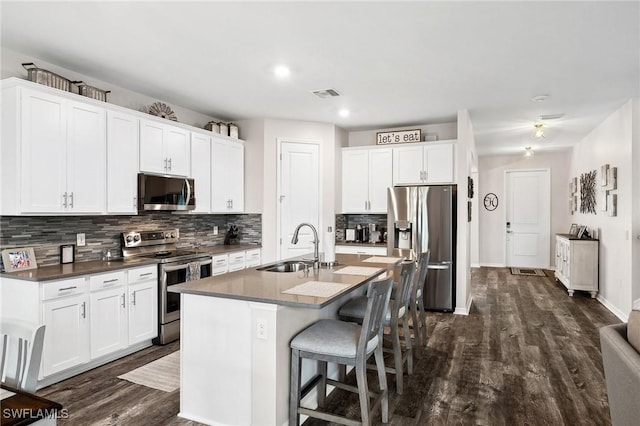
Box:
138 173 195 211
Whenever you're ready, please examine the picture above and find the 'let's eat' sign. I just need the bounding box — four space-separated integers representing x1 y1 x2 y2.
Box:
376 129 422 145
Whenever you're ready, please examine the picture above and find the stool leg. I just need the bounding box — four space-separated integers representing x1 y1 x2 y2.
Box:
418 298 428 347
355 356 371 426
317 360 327 408
289 349 301 426
410 302 422 353
403 314 413 375
390 322 403 395
374 345 389 423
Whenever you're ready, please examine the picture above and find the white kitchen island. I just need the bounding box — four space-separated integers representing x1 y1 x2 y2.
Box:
170 253 402 426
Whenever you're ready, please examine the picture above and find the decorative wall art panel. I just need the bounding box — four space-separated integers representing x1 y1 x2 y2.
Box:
580 170 597 214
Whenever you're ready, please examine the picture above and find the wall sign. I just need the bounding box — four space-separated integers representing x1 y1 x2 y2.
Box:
376 129 421 145
483 193 498 211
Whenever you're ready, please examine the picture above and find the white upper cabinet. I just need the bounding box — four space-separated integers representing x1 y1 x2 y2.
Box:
211 136 244 213
139 118 190 176
342 147 392 213
190 132 212 213
67 101 106 213
107 110 139 214
393 142 454 185
1 86 106 214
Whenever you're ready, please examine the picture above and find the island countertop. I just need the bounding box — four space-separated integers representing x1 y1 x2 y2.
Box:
169 253 403 308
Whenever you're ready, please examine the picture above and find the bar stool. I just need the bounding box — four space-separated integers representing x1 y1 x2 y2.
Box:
289 277 393 426
409 250 430 353
339 260 416 395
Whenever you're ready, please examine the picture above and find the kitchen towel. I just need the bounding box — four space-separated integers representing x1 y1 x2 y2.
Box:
323 228 336 263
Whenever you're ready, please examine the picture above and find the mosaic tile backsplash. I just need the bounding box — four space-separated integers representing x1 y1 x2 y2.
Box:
0 213 261 271
335 214 387 241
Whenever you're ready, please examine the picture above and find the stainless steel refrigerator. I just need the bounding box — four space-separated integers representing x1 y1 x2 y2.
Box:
387 185 456 311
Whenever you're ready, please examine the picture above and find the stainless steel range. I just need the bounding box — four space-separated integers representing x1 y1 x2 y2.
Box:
122 228 212 345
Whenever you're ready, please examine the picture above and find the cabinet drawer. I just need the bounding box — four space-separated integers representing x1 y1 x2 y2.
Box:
228 251 246 265
245 249 261 267
228 262 245 272
90 271 126 291
212 254 228 275
42 277 87 301
128 265 158 284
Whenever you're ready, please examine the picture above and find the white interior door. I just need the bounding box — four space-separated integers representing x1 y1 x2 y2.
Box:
279 141 320 260
505 169 550 268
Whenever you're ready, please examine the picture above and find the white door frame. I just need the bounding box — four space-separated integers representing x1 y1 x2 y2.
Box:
503 168 551 268
276 138 323 260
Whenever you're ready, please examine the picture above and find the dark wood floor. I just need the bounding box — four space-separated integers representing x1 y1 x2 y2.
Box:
38 267 620 425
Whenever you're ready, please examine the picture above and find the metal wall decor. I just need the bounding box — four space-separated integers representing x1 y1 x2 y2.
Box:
483 193 498 211
148 102 178 121
467 176 474 199
579 170 597 214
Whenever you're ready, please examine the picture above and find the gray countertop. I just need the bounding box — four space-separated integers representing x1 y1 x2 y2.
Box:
0 244 262 282
169 253 403 308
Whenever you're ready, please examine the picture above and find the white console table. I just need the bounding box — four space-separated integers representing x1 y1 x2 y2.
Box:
554 233 599 298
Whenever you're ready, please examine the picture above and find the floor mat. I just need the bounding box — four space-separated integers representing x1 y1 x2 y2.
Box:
118 351 179 392
510 268 547 277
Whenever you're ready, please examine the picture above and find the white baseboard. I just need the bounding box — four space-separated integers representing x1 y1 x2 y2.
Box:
596 295 629 322
479 263 506 268
471 263 481 268
454 294 473 315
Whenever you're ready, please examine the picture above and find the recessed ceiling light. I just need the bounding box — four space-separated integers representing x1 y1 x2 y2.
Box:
274 65 290 79
531 94 549 102
339 109 350 117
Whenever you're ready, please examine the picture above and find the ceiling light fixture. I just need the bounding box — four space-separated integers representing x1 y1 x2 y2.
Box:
531 94 549 102
524 146 534 157
533 123 545 140
338 109 350 118
273 65 290 79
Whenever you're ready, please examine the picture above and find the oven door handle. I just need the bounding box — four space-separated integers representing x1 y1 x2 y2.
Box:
162 263 190 273
198 259 213 267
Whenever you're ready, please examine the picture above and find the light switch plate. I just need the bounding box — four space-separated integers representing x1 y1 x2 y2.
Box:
213 226 219 236
77 233 86 247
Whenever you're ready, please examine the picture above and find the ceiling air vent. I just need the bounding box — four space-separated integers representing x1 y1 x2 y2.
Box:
311 88 341 98
539 113 565 120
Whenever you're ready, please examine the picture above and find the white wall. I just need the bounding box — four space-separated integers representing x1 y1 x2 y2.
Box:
632 98 640 304
569 100 637 319
478 151 572 267
1 46 217 128
348 122 457 147
241 118 338 263
455 110 476 314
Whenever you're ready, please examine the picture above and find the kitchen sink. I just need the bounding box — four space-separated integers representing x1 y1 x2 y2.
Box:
256 260 310 273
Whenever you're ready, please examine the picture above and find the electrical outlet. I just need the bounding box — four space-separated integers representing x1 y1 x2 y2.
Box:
77 233 86 247
256 318 267 340
213 226 219 236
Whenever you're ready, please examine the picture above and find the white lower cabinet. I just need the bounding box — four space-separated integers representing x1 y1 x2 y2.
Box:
245 249 261 268
228 251 246 272
42 290 90 377
212 254 229 276
0 264 158 386
90 286 128 359
127 266 158 345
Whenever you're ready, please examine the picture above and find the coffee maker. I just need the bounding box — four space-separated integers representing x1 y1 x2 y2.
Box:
355 224 369 243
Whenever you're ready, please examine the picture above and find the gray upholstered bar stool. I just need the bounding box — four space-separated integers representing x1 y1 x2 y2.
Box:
289 277 393 426
339 260 416 395
409 250 430 353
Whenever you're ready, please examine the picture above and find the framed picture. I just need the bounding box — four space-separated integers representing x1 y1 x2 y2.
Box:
2 247 38 272
569 223 578 235
577 225 587 239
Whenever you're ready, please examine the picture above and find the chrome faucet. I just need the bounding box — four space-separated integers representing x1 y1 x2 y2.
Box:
291 223 319 268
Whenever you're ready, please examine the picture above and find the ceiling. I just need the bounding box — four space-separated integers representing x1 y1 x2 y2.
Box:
1 1 638 156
